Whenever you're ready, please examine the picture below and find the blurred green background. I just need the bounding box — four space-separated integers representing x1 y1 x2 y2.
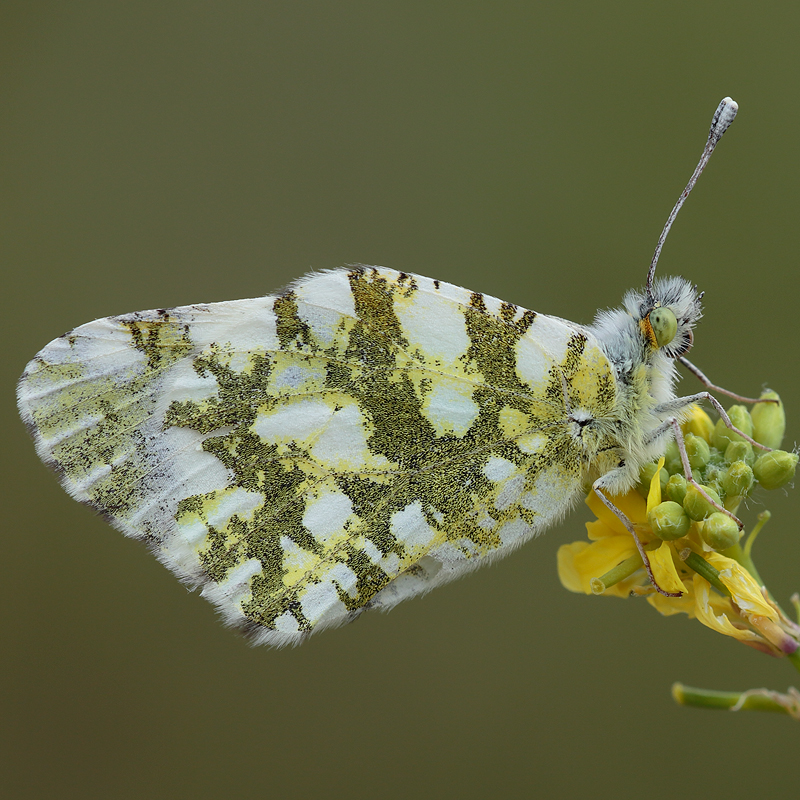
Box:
3 3 799 798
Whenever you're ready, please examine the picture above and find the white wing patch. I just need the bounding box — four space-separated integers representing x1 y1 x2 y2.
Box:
393 287 471 364
303 491 356 544
515 316 571 391
421 377 480 437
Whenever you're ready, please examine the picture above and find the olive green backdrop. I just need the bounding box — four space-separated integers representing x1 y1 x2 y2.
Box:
3 3 799 798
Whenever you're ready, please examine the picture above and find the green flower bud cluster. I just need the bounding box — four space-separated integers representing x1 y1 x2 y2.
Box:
639 392 797 552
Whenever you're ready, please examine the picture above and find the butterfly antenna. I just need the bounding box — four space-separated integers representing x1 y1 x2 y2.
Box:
645 97 738 302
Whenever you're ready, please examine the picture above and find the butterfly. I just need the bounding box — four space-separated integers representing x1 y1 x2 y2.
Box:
17 98 756 645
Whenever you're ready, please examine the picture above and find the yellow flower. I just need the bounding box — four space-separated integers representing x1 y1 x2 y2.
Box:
557 449 800 657
557 486 643 598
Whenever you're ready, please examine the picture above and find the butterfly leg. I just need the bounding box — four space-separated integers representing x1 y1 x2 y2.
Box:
666 416 742 529
655 391 771 453
678 356 778 405
650 392 771 531
594 387 774 597
591 479 683 598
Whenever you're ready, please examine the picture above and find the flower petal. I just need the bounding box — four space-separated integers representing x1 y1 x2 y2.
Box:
646 457 665 515
586 489 647 533
557 536 638 595
682 405 714 442
649 541 686 594
647 586 695 616
585 519 616 541
705 553 778 619
691 575 763 643
557 541 590 593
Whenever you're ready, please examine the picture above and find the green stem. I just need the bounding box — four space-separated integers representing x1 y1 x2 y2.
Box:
743 511 771 560
591 553 644 594
682 551 731 596
672 683 799 717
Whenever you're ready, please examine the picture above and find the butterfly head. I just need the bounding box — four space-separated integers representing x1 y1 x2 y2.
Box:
625 275 703 359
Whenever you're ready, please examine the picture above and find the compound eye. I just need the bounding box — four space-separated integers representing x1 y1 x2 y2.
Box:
649 307 678 348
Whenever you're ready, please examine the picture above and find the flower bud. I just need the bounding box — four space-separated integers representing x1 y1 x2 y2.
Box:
711 406 753 453
720 460 755 497
664 439 683 477
637 462 668 499
701 512 742 551
711 405 753 451
648 501 692 540
684 433 710 470
683 484 722 521
665 473 688 505
753 450 799 491
751 391 785 450
724 440 754 467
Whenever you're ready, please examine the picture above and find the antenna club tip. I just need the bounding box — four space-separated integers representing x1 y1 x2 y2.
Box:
647 98 740 291
712 97 738 138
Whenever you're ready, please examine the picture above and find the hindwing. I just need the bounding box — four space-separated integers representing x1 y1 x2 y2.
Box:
18 267 617 644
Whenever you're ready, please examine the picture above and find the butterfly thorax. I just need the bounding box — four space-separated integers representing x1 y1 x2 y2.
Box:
581 276 703 494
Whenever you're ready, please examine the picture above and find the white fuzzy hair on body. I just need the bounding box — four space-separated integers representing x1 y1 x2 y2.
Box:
578 275 703 496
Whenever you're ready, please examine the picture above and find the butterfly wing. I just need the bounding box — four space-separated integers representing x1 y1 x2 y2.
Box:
17 267 616 645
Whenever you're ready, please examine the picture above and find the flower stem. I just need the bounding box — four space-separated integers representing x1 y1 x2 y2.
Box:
680 550 731 596
672 683 800 718
743 511 771 560
591 553 644 594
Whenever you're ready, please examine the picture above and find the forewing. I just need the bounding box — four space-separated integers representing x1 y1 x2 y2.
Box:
17 267 615 645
